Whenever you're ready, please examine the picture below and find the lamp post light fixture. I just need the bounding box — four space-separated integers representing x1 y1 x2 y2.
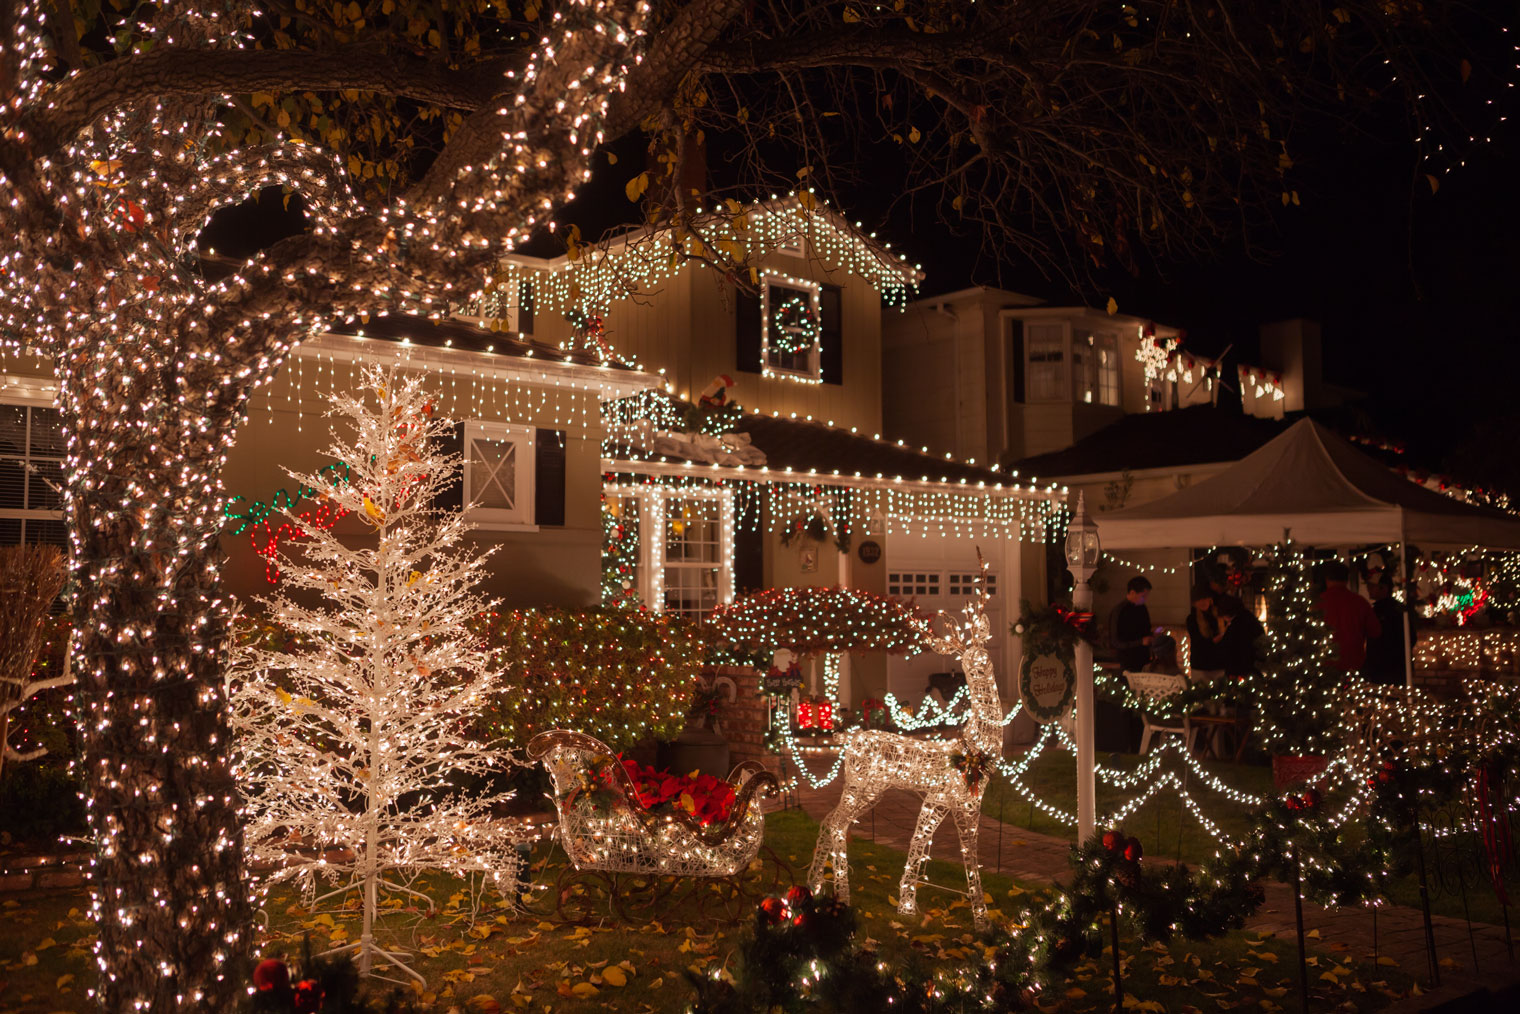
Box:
1065 492 1100 841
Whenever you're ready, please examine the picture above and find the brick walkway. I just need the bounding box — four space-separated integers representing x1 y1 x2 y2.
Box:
777 770 1519 1007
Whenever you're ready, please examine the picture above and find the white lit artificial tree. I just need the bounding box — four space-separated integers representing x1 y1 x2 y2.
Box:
0 0 1476 1005
230 367 528 983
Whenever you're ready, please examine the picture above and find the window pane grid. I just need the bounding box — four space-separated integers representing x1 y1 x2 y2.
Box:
664 497 723 617
0 403 66 547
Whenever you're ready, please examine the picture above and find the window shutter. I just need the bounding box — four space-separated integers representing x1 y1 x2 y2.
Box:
517 280 535 336
534 428 566 526
820 284 843 385
735 288 762 374
734 519 764 594
433 422 465 512
1010 319 1026 403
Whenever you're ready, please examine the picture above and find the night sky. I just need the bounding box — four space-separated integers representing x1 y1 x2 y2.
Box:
213 16 1520 489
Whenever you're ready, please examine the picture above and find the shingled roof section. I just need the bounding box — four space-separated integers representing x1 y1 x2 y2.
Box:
326 314 641 372
732 414 1008 485
1010 406 1292 480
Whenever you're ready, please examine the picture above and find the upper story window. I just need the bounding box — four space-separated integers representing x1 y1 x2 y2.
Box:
463 421 536 529
1074 331 1120 406
1024 323 1067 402
0 401 66 547
761 273 823 384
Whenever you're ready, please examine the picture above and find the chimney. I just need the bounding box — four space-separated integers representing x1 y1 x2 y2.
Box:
1259 318 1322 413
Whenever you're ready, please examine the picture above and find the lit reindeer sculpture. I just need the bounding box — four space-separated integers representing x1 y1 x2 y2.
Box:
808 555 999 929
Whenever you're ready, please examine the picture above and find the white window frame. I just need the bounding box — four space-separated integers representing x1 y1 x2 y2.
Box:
1023 322 1069 403
631 486 734 617
760 271 823 385
1095 332 1120 406
463 420 536 530
0 395 66 546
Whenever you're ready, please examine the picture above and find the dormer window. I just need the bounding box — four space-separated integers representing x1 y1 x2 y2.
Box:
1075 331 1120 406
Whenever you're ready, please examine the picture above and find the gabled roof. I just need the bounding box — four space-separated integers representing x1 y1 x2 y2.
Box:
1011 406 1291 479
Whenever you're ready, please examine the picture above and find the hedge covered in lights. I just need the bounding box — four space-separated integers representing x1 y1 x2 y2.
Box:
473 608 703 752
708 586 930 656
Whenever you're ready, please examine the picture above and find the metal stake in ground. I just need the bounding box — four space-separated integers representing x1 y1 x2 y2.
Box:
1293 856 1310 1014
1110 902 1124 1013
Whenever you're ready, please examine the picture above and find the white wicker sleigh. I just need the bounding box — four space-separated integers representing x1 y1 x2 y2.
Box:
527 730 781 907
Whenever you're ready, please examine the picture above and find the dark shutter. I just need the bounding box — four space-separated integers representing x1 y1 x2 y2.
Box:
534 428 566 526
517 280 535 336
433 422 465 512
1010 318 1026 403
819 284 843 385
734 516 764 594
735 288 761 374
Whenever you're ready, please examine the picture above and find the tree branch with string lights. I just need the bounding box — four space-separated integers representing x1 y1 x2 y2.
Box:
0 1 1496 1008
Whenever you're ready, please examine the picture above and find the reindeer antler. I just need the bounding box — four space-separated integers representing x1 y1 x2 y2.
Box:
926 548 994 655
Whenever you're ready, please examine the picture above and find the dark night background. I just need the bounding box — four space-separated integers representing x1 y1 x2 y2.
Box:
214 8 1520 491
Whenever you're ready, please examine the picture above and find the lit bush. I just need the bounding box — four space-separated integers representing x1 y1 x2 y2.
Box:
474 608 702 753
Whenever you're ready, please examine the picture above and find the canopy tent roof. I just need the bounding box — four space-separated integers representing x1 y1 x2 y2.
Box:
1096 419 1520 550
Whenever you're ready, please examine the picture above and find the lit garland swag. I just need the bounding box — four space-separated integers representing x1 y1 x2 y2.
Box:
708 586 929 659
691 797 1391 1013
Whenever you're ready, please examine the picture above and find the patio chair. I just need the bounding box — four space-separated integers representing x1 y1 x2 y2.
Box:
1124 671 1192 755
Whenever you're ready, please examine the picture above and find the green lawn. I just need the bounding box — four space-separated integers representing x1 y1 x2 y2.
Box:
0 809 1418 1014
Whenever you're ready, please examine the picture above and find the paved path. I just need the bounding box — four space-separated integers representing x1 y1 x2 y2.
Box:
777 771 1517 1001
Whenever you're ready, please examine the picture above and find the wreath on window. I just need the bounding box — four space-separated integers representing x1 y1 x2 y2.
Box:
769 296 819 357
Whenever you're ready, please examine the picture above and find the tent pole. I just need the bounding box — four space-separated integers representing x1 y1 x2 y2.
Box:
1399 513 1414 689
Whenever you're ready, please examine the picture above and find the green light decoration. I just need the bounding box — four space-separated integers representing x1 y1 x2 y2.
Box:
223 461 351 583
601 490 641 607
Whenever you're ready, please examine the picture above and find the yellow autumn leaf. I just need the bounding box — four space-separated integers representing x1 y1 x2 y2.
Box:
842 6 861 22
601 966 627 987
570 982 598 998
56 974 74 990
908 125 921 143
465 995 502 1014
625 171 649 202
1105 296 1119 315
276 687 293 705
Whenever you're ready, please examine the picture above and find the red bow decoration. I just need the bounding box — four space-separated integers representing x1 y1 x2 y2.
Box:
1054 605 1094 634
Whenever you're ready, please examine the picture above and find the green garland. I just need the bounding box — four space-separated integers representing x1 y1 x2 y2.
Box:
690 786 1398 1012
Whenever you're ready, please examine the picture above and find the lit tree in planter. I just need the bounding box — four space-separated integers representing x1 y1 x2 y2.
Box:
229 367 528 983
1248 541 1345 764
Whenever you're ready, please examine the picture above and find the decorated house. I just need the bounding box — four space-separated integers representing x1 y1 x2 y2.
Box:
0 198 1068 720
472 198 1068 708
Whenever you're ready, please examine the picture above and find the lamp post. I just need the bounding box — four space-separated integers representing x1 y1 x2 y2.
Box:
1064 492 1101 841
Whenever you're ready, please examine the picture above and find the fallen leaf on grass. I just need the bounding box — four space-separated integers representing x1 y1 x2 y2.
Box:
601 966 627 987
465 995 502 1014
56 974 74 990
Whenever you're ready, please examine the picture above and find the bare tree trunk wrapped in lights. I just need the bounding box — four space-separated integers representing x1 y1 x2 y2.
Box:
0 544 67 779
807 554 1000 929
229 367 531 985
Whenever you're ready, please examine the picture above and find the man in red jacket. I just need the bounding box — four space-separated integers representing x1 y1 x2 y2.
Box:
1318 561 1381 672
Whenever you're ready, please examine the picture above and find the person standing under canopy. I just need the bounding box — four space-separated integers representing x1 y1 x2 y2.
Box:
1109 575 1154 673
1363 577 1415 685
1318 560 1381 673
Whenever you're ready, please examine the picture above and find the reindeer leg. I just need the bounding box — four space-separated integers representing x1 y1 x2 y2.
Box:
809 778 878 905
898 799 950 918
951 800 989 930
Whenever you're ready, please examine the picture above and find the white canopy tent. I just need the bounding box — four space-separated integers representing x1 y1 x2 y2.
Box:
1096 419 1520 551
